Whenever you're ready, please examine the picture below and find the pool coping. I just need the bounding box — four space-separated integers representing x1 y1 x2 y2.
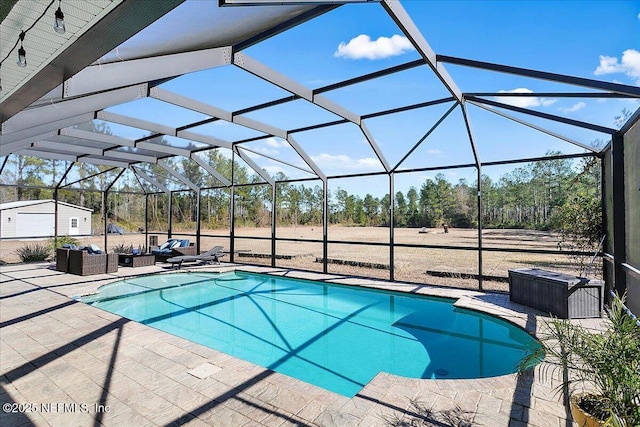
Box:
1 261 606 426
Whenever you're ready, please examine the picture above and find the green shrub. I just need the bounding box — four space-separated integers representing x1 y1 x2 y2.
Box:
519 294 640 426
111 243 146 254
16 243 51 262
111 243 134 254
47 236 80 252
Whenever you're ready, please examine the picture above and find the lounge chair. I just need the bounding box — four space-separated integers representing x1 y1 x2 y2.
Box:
152 239 196 262
166 246 225 269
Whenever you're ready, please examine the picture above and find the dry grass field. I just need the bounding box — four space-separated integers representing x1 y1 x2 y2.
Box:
1 226 596 292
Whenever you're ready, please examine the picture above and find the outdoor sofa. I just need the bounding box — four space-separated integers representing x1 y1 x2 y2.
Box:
56 248 118 276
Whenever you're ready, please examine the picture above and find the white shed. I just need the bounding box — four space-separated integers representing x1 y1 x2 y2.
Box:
0 200 93 238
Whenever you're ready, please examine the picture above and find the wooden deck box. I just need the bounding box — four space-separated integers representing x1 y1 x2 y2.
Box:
508 268 603 318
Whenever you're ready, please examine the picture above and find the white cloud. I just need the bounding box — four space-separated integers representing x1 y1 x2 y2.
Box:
494 88 557 108
334 34 415 60
637 11 640 20
311 153 381 170
262 165 287 177
264 137 289 149
559 102 586 113
244 150 261 160
425 148 443 155
248 137 291 156
594 49 640 84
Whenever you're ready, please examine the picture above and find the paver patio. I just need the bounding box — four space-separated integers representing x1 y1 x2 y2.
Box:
1 261 600 426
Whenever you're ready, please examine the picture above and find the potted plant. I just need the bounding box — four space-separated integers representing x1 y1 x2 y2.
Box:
519 294 640 426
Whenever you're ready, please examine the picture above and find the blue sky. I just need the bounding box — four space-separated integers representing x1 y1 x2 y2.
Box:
104 0 640 197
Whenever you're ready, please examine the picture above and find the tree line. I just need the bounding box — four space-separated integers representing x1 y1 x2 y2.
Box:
1 145 600 236
0 118 605 235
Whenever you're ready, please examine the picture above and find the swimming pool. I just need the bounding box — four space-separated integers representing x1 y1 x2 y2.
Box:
82 271 540 397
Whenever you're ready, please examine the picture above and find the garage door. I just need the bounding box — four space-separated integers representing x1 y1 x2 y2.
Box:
16 213 55 237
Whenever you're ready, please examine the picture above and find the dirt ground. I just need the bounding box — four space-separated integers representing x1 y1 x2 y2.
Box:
0 226 596 293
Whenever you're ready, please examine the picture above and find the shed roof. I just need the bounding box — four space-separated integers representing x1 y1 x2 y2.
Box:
0 199 93 212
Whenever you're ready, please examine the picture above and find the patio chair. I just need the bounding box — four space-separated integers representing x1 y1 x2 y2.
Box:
166 246 225 269
152 239 196 262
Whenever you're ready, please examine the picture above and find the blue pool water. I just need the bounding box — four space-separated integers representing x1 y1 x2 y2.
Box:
82 271 539 397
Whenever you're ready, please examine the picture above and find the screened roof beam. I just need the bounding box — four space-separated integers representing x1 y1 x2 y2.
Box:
232 115 284 138
177 131 233 150
314 59 424 95
2 84 148 135
360 122 390 171
288 119 349 135
105 151 157 163
59 167 120 189
234 148 275 186
231 60 426 117
32 141 104 156
0 114 94 146
460 103 481 168
17 150 77 162
150 87 233 121
239 146 315 175
233 52 313 101
97 110 230 151
233 96 299 116
287 135 326 180
381 0 462 103
0 131 58 157
220 106 326 180
468 96 618 135
64 47 232 98
191 130 325 180
234 53 368 129
0 156 9 175
61 128 136 148
466 92 637 99
467 100 600 153
131 166 171 195
135 141 192 157
75 157 129 169
392 102 459 172
361 97 455 120
439 55 640 98
286 98 455 141
132 172 149 194
55 164 77 189
190 153 232 187
97 111 178 137
157 160 200 192
233 52 389 171
232 4 340 51
104 168 130 193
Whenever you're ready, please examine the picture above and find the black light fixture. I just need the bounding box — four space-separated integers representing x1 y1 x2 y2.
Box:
17 31 27 68
53 0 65 34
